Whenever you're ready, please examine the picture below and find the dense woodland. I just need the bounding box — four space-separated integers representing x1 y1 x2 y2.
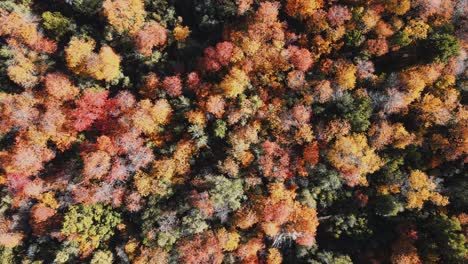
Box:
0 0 466 263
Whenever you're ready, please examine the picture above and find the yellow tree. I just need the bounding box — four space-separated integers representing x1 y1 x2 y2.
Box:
327 134 383 186
406 170 449 209
7 52 39 89
132 99 172 135
285 0 323 19
102 0 145 34
334 60 357 90
221 67 250 98
65 37 95 75
65 37 121 81
89 46 121 81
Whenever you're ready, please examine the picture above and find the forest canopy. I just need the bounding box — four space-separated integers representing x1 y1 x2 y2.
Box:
0 0 466 263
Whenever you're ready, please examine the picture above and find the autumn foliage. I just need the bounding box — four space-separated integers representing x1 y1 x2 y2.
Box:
0 0 465 263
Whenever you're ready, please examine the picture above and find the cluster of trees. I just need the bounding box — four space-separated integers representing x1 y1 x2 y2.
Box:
0 0 466 263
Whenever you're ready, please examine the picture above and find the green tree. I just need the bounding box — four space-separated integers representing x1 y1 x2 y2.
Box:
426 33 460 63
336 92 372 132
69 0 104 15
306 164 345 209
213 119 227 138
61 204 121 255
372 195 401 216
310 251 353 264
0 246 15 264
205 174 244 211
345 29 365 48
326 214 373 240
140 196 181 249
181 209 208 235
374 156 405 185
41 11 76 40
53 243 80 264
447 179 468 211
393 31 412 47
296 246 353 264
418 214 467 263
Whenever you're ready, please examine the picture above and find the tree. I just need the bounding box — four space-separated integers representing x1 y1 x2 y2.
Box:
90 46 121 82
90 250 113 264
181 209 209 235
305 164 344 209
396 19 430 47
31 203 56 224
134 22 167 56
285 0 323 19
291 204 319 246
0 246 15 264
206 95 226 118
220 67 250 98
216 228 240 252
334 60 357 90
177 231 223 264
0 218 23 248
366 38 389 56
0 91 39 133
132 99 172 134
65 37 95 75
213 119 227 138
0 10 57 53
267 248 282 264
327 5 351 27
162 76 182 97
173 25 190 42
235 238 264 262
345 29 365 47
61 204 121 256
426 33 460 63
326 214 373 240
313 80 333 103
205 175 244 212
287 70 306 90
405 170 448 209
44 73 79 101
307 251 353 264
335 92 372 132
327 134 383 186
287 46 314 72
258 141 292 179
41 11 75 40
372 195 400 216
72 89 109 132
83 151 112 181
65 37 121 81
133 247 169 264
303 141 319 167
134 170 172 197
1 133 55 178
418 214 467 263
385 0 411 15
102 0 145 34
201 41 234 72
391 226 421 264
417 93 454 127
67 0 104 15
